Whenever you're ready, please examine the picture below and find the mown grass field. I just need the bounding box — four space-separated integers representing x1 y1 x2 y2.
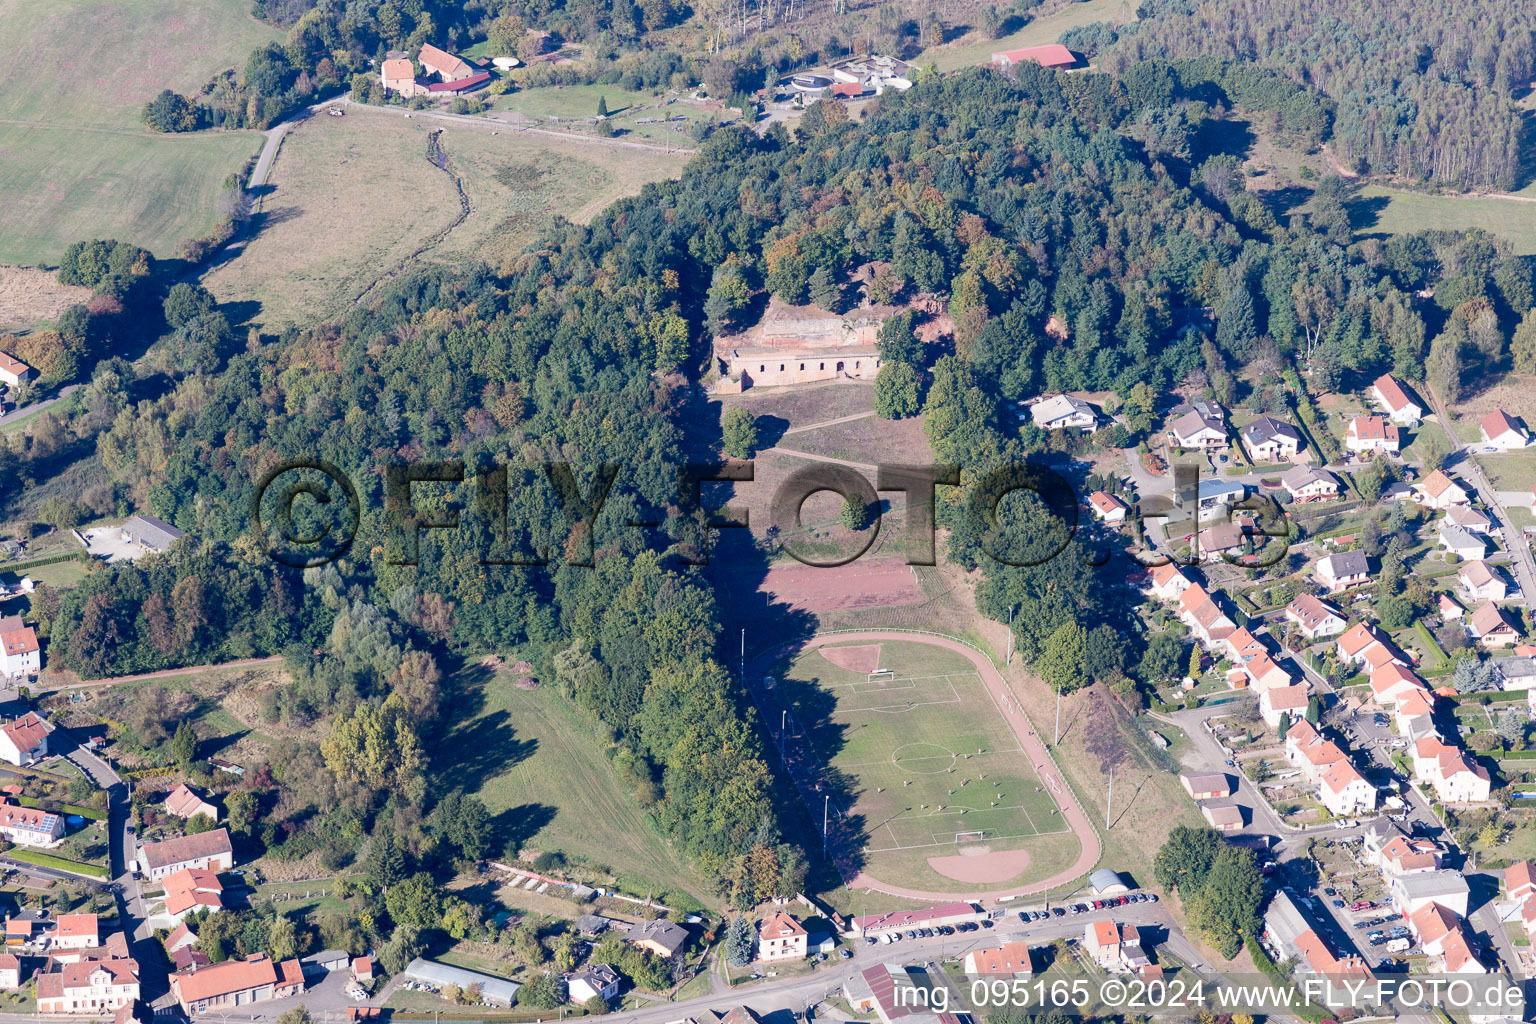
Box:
772 639 1066 891
205 109 689 329
920 0 1138 72
0 0 280 265
1349 186 1536 255
440 663 711 906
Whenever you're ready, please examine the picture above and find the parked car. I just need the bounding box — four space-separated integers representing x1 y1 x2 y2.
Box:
1332 900 1345 908
1053 907 1066 916
839 949 852 959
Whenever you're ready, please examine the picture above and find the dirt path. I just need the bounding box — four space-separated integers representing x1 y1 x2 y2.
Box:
761 447 878 472
41 656 283 695
780 410 877 436
747 631 1100 902
351 128 472 307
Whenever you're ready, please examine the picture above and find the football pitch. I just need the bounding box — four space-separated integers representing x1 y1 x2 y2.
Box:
772 640 1068 857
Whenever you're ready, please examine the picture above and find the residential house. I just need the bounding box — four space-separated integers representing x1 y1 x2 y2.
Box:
1345 415 1400 455
1372 374 1424 425
1285 594 1346 640
1469 601 1520 648
1363 821 1443 878
1437 523 1486 561
0 353 35 389
1179 773 1233 799
566 964 621 1004
1507 861 1536 903
1315 550 1370 593
1260 684 1310 729
1263 891 1371 981
352 956 374 984
625 919 689 958
1029 394 1098 431
1394 688 1438 742
1336 622 1400 669
0 711 49 765
161 868 225 924
1240 416 1302 462
1415 470 1470 510
417 43 474 81
1243 652 1295 695
1223 627 1266 664
1201 803 1243 831
1177 584 1237 646
1281 466 1341 503
1459 561 1509 602
755 912 807 962
1480 410 1531 450
1147 563 1190 602
1197 522 1246 563
163 785 218 822
0 620 40 681
1445 504 1494 535
1439 594 1465 620
1195 479 1246 519
1168 408 1227 450
121 515 185 554
1494 655 1536 690
1393 870 1472 919
1083 921 1149 972
0 802 62 847
164 924 198 957
1088 491 1128 524
1369 663 1425 706
169 954 303 1014
1408 902 1471 964
1319 761 1376 817
51 915 99 956
138 829 234 881
1412 738 1492 804
379 58 426 97
0 954 18 989
989 43 1079 69
1285 720 1347 784
36 959 140 1014
962 942 1034 977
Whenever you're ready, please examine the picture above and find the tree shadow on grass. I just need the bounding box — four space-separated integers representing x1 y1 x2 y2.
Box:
434 710 538 796
495 803 558 857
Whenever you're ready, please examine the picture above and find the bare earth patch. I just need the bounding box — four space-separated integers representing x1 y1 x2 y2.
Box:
927 846 1033 883
0 266 91 332
761 557 925 612
818 643 882 673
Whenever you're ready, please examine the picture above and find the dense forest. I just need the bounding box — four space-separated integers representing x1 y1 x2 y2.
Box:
21 50 1536 891
1105 0 1536 188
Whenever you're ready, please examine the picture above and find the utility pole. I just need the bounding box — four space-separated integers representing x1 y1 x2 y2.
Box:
740 628 745 686
1053 689 1061 746
781 709 787 756
823 795 830 857
1105 766 1114 830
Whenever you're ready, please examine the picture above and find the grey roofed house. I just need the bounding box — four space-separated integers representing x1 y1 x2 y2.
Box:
626 918 690 956
1493 656 1536 689
575 914 611 935
1321 549 1370 578
403 959 521 1006
1438 523 1485 556
121 514 186 552
1240 415 1301 447
1395 870 1470 904
1262 890 1312 959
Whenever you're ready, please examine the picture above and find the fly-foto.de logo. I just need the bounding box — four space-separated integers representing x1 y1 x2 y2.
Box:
249 457 1290 570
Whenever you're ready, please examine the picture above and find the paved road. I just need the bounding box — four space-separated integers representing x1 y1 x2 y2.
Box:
744 631 1101 901
1422 387 1536 605
0 384 79 429
61 735 168 997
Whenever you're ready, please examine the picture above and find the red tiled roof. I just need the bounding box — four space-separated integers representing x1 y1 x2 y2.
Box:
56 914 97 940
1372 374 1417 413
172 954 278 1003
